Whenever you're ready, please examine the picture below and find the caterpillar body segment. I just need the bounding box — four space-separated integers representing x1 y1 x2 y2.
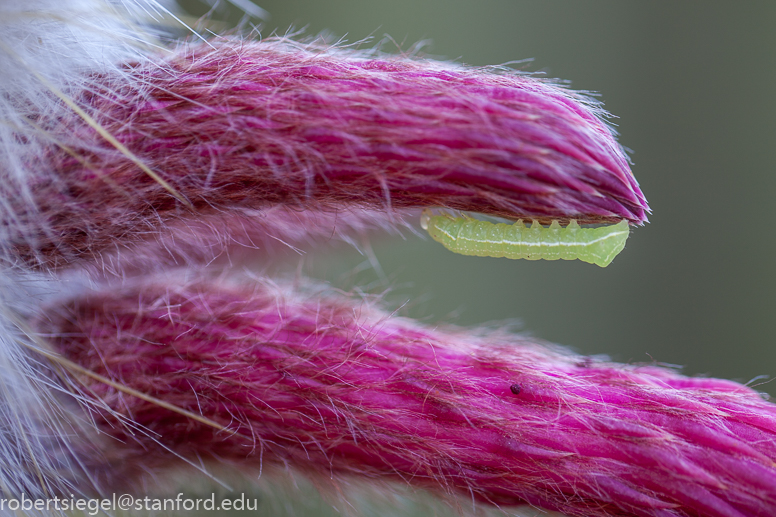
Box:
421 210 630 267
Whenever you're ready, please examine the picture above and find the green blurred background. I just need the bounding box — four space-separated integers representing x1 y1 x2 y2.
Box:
179 0 776 393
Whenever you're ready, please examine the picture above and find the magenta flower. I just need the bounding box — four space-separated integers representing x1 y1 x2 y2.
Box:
38 279 776 517
11 39 646 268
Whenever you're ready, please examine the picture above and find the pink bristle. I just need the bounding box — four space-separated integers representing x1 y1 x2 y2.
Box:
36 279 776 517
9 38 648 269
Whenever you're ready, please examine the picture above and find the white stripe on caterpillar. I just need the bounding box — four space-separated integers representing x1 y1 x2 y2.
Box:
420 209 630 267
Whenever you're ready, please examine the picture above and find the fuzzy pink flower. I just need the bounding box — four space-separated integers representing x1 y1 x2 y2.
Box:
36 279 776 517
9 38 648 268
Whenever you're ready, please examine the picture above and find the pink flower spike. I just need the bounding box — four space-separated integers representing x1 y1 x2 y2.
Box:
37 279 776 517
12 38 648 269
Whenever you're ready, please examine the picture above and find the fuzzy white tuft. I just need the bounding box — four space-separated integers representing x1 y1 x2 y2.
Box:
0 0 170 507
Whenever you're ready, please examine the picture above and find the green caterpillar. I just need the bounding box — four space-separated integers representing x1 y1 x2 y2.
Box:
420 210 630 267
